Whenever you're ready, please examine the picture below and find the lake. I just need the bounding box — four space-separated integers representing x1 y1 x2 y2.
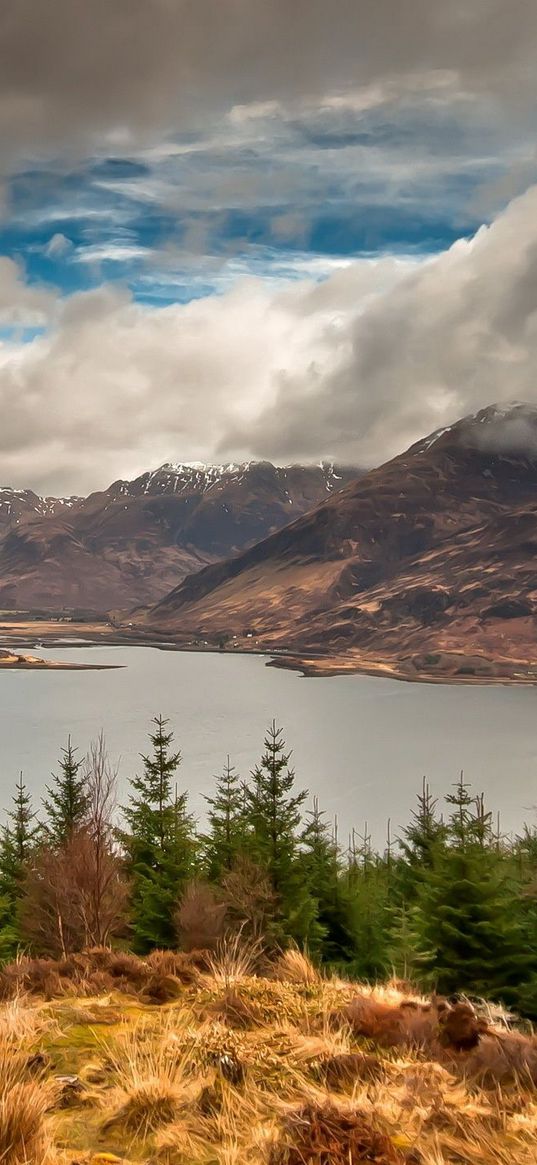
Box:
0 645 536 846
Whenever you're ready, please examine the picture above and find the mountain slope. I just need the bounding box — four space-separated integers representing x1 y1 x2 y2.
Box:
0 461 357 612
142 404 537 680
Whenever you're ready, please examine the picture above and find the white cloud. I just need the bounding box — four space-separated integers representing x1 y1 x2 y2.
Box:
73 243 151 264
3 186 537 494
231 185 537 464
0 258 55 325
44 233 73 258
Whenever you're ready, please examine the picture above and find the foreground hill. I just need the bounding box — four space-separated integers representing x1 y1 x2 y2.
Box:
142 404 537 681
0 461 357 612
1 947 535 1165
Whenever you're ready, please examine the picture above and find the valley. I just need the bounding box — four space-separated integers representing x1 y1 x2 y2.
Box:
1 405 537 685
0 461 357 613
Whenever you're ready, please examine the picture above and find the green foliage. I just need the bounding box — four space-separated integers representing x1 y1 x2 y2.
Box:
203 756 246 879
411 778 537 1007
120 715 196 953
0 716 536 1016
244 721 318 946
397 778 447 899
43 737 89 845
301 798 356 962
0 774 40 959
341 826 394 979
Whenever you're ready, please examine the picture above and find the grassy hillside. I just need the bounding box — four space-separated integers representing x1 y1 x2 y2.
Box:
1 945 537 1165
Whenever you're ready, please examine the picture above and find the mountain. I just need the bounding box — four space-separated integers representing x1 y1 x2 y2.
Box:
141 404 537 681
0 461 358 612
0 488 81 532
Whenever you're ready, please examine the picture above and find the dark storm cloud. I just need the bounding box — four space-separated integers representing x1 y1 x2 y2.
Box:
1 0 537 168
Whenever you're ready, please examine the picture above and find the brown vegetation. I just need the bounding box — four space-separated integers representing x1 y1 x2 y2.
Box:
0 946 201 1000
268 1101 409 1164
175 880 227 952
0 950 535 1164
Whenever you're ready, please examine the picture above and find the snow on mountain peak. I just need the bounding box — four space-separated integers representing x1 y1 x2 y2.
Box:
412 402 537 457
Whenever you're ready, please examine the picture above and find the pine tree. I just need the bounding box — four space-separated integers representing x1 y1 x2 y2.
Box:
0 774 40 960
43 737 89 844
413 778 536 1005
397 778 446 897
121 716 196 952
204 756 246 879
244 721 316 945
343 826 392 979
302 798 356 963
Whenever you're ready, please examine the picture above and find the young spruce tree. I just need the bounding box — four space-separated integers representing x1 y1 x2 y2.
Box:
43 737 89 844
302 798 356 963
244 721 317 946
343 825 392 979
413 775 536 1006
0 774 40 959
121 716 196 952
204 756 246 880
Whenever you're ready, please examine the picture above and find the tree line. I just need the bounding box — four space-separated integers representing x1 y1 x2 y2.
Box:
1 715 537 1015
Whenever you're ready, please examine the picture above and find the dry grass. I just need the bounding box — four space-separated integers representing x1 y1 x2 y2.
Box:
0 952 535 1164
206 932 264 988
0 1001 58 1165
102 1013 198 1141
273 949 321 986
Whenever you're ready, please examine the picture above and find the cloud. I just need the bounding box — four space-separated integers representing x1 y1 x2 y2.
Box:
0 256 412 493
224 185 537 465
0 257 54 324
3 186 537 495
466 409 537 456
44 233 73 258
1 1 537 174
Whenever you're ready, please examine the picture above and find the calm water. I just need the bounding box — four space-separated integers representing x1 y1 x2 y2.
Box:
0 645 536 845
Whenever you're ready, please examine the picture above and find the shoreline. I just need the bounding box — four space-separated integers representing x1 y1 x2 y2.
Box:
0 619 535 685
0 638 124 671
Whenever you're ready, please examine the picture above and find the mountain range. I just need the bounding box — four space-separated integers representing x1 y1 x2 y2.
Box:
0 461 357 612
139 403 537 682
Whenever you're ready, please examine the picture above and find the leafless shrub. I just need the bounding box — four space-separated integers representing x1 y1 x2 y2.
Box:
175 880 227 952
19 827 128 955
220 857 276 944
19 736 128 955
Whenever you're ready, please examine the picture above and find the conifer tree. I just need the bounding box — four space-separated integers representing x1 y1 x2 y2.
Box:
302 798 356 962
413 778 536 1005
43 737 89 844
204 756 246 879
121 716 196 952
0 774 40 959
244 721 316 945
343 825 392 979
397 778 446 898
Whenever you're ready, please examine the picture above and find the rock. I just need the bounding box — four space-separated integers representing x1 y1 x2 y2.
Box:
54 1074 85 1107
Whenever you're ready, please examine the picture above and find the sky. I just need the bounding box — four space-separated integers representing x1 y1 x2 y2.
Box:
3 1 537 494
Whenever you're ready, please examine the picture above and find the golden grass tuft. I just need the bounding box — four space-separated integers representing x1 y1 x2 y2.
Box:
0 1002 59 1165
206 932 263 988
273 949 321 986
101 1013 197 1142
0 1080 56 1165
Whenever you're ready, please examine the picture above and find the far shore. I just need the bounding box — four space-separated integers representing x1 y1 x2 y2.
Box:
0 616 535 685
0 650 121 671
